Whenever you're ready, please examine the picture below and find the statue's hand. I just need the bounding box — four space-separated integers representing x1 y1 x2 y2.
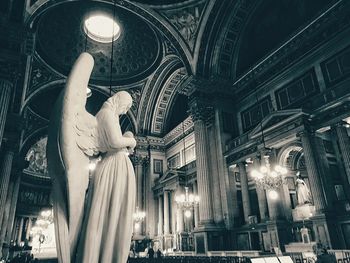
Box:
128 147 135 155
129 138 137 149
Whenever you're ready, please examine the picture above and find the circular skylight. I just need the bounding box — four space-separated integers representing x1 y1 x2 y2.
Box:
84 14 121 43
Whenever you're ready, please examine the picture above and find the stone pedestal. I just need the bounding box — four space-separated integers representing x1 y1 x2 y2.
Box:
292 204 316 221
193 224 226 254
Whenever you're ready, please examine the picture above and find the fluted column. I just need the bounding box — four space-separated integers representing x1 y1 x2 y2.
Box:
238 162 251 224
0 149 15 227
192 119 214 224
0 80 12 148
17 217 23 245
25 218 33 240
193 182 199 227
176 207 184 233
335 123 350 185
299 131 327 211
171 191 176 234
0 181 13 257
163 191 170 234
134 156 143 209
252 158 268 221
5 174 20 245
158 196 163 235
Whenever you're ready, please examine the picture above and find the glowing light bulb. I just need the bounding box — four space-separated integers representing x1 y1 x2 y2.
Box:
270 171 278 178
268 190 279 200
251 170 260 178
260 166 268 173
184 210 191 218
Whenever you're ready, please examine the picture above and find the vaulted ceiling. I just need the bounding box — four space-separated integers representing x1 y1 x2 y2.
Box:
18 0 337 182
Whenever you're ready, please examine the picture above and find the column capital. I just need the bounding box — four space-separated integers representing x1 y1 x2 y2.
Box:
334 121 349 128
297 129 315 138
130 154 149 166
188 96 214 123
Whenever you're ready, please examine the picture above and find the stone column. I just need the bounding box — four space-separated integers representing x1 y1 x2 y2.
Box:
192 119 214 224
176 207 184 233
228 166 240 225
25 218 32 240
253 158 268 221
335 123 350 185
163 191 170 235
17 217 23 245
193 182 199 227
134 156 143 209
313 135 336 204
0 180 13 257
5 174 20 245
0 80 12 149
158 196 163 235
0 149 15 226
238 162 251 224
299 131 327 211
170 191 176 235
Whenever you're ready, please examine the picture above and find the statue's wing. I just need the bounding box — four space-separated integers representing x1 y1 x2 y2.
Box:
47 52 97 263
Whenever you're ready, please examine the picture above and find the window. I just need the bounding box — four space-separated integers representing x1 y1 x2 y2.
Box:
167 153 180 169
183 144 196 164
153 159 163 174
241 96 272 132
275 70 319 110
321 45 350 87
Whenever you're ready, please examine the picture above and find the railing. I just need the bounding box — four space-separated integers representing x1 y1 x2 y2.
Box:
128 257 251 263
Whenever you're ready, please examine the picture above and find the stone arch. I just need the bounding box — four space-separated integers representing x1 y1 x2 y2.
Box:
151 67 187 135
137 56 183 134
277 142 305 174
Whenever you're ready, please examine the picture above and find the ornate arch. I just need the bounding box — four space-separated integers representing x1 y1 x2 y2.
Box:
196 0 260 79
151 67 187 135
277 142 304 172
137 56 183 134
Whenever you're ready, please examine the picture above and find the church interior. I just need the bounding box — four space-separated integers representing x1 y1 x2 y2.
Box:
1 0 350 262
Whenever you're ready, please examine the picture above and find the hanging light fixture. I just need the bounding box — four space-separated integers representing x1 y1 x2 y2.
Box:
250 76 288 199
175 121 200 218
251 154 288 199
133 206 146 229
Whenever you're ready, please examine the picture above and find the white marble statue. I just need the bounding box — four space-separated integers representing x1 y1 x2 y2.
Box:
47 52 136 263
295 172 312 205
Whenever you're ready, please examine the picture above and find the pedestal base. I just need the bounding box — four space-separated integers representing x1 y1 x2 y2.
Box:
292 204 315 221
193 223 226 254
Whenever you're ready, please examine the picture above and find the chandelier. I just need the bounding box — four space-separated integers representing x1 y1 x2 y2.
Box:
174 121 200 218
133 206 146 230
31 209 54 237
175 186 200 218
250 76 288 199
251 153 288 199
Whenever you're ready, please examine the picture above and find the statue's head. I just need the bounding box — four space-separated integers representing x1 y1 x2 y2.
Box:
106 91 133 115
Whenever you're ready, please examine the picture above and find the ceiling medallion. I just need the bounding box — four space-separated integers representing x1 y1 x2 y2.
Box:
84 14 121 43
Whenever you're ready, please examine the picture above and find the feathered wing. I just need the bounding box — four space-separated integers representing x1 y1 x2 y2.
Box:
47 52 98 263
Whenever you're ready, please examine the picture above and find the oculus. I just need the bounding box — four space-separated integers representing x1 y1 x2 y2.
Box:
84 14 121 43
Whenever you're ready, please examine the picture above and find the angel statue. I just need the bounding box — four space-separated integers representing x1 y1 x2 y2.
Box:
295 171 312 205
47 52 136 263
